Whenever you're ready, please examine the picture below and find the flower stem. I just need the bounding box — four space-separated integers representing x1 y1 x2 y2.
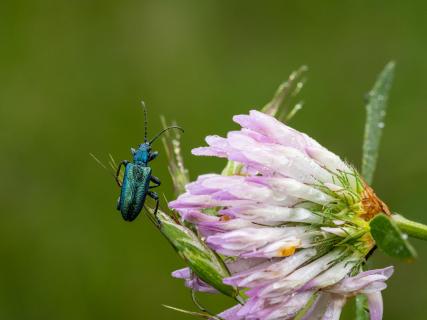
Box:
392 214 427 241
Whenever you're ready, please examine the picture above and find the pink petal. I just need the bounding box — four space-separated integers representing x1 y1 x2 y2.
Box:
366 291 383 320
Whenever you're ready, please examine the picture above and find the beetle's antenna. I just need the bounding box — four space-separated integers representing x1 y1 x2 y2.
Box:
141 100 148 143
149 126 184 145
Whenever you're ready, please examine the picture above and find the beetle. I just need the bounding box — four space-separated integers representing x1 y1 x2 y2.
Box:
115 102 183 222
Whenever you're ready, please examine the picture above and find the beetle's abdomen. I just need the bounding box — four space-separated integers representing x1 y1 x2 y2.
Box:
118 163 151 221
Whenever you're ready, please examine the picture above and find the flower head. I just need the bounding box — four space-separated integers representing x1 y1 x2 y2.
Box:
169 110 393 319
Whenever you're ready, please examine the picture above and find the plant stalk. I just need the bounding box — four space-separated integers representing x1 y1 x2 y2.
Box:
392 214 427 241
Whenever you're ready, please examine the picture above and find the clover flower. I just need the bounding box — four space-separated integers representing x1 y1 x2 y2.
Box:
169 110 394 319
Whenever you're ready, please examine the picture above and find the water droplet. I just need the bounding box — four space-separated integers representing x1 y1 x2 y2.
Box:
402 233 408 240
377 122 385 128
377 95 385 102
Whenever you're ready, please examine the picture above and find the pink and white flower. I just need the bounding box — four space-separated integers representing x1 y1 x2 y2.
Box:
169 110 393 319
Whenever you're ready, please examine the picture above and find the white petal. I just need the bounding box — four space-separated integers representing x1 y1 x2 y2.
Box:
241 237 302 259
306 255 358 289
306 146 351 174
261 249 344 297
264 291 314 320
225 249 317 288
322 295 346 320
207 226 310 256
327 267 394 295
301 292 332 320
320 227 349 237
227 133 333 184
229 205 322 224
265 177 334 205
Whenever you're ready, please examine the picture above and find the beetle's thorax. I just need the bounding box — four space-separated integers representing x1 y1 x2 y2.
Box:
133 143 151 166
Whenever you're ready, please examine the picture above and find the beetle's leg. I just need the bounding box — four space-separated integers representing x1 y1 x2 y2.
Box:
115 160 129 187
148 191 160 216
148 151 158 162
149 175 161 189
116 197 121 210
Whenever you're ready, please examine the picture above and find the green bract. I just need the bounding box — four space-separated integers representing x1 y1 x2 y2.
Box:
157 210 238 298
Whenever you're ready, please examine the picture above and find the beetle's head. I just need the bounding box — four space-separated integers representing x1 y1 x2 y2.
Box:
134 101 183 165
132 143 151 164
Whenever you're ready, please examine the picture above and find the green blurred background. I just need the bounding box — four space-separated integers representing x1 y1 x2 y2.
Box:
1 1 427 319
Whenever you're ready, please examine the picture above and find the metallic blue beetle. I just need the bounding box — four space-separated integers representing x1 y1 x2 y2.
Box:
115 103 183 221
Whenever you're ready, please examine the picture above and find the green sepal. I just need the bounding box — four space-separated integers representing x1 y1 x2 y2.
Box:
157 210 239 298
370 213 417 260
221 160 244 176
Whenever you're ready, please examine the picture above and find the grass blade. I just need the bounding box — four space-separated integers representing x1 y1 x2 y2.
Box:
362 62 395 185
261 65 308 121
163 305 219 319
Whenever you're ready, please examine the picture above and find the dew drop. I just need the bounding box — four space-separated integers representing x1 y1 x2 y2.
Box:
377 122 385 128
377 95 385 102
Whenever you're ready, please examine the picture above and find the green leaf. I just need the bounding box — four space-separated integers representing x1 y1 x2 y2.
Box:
362 62 395 185
370 213 417 260
157 210 239 298
355 294 369 320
